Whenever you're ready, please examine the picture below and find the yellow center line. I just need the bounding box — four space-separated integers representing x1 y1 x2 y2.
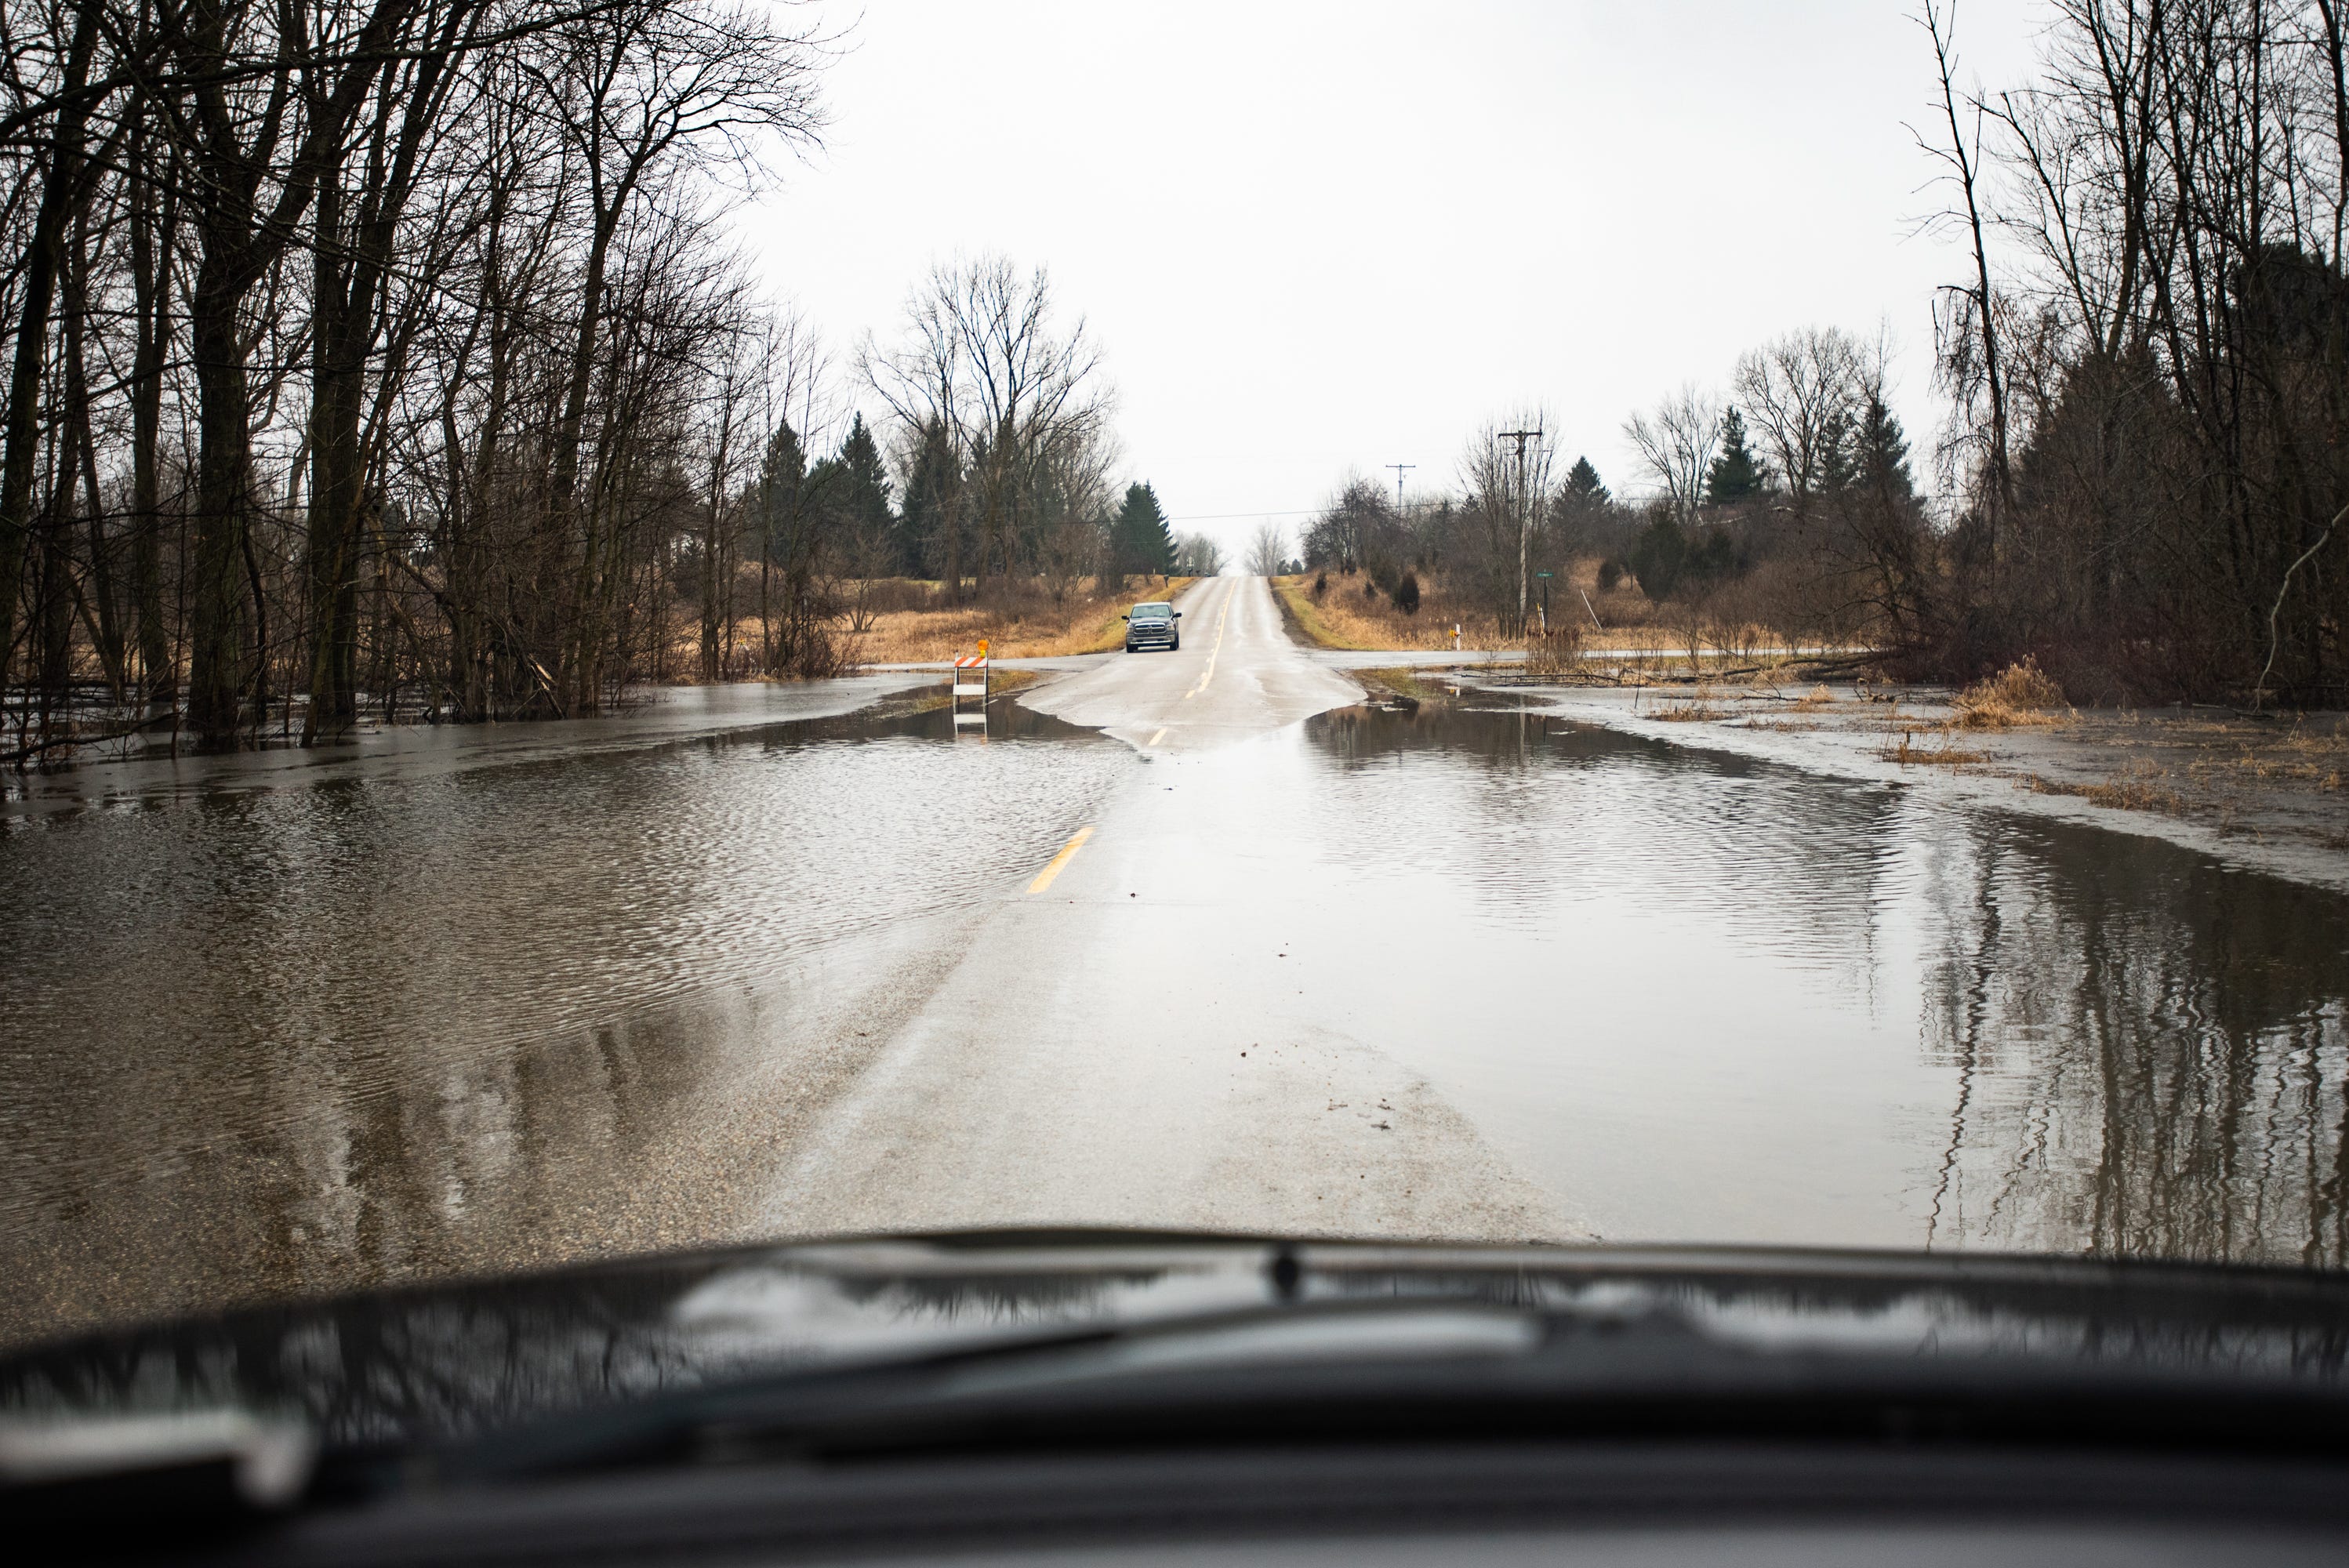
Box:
1148 728 1167 746
1184 583 1235 699
1027 826 1094 895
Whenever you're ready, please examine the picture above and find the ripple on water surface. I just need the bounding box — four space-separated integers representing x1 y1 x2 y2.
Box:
0 698 1129 1341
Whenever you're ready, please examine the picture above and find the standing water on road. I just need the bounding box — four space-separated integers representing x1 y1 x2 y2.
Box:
2 681 2344 1348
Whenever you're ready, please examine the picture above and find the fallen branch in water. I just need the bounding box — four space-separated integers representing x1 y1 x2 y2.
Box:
1 713 172 767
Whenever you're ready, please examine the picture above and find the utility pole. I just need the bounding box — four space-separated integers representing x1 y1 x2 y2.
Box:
1497 428 1541 636
1385 463 1415 517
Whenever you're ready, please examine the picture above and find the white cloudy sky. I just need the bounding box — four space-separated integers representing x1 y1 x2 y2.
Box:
748 0 2044 556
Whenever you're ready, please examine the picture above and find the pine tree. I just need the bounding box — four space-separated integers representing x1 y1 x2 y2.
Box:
837 414 895 553
1853 397 1917 506
1817 408 1858 495
897 419 959 580
1563 456 1610 505
757 421 808 564
1112 482 1173 576
1705 407 1766 505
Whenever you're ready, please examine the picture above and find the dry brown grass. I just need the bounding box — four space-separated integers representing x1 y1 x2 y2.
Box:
2028 761 2185 814
844 577 1196 663
1791 684 1837 712
1522 624 1588 677
1268 562 1826 666
1649 694 1728 721
1884 733 1990 765
1271 573 1491 651
1952 657 2069 730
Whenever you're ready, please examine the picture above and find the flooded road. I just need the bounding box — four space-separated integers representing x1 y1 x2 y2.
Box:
4 581 2346 1346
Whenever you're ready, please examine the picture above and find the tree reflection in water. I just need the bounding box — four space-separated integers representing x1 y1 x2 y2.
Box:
1918 817 2347 1265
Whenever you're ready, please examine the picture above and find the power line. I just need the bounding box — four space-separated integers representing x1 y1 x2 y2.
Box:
1161 507 1328 522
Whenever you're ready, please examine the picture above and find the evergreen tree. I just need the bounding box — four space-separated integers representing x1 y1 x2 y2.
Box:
1817 407 1858 495
836 414 895 558
1563 456 1610 504
757 420 808 564
1853 396 1917 506
1705 407 1766 504
1111 482 1174 576
897 419 959 580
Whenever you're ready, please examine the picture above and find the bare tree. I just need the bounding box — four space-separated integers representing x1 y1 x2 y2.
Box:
862 256 1109 601
1244 521 1287 576
1457 412 1558 633
1173 532 1224 575
1733 328 1866 523
1623 386 1719 527
1912 0 2013 539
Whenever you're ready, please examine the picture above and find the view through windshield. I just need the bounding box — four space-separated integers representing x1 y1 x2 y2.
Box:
0 0 2345 1381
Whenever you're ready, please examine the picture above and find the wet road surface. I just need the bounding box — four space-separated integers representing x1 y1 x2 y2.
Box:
3 578 2347 1345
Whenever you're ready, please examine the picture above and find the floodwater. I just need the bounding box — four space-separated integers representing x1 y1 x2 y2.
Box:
1291 704 2348 1263
2 684 2345 1348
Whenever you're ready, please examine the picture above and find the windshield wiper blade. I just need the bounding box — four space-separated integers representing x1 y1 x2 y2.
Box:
430 1287 2349 1486
438 1299 1547 1481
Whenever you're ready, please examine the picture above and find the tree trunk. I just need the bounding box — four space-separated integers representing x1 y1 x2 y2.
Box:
0 1 99 701
185 249 257 747
130 126 177 711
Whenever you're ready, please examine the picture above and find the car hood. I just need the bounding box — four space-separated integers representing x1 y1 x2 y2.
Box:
3 1232 2347 1451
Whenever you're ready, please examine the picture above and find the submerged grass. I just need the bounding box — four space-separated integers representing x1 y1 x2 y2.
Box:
2028 761 2187 815
1884 732 1990 765
901 666 1045 715
1360 666 1445 702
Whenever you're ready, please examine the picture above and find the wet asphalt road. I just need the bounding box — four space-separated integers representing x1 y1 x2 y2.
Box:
766 577 1571 1243
1018 573 1363 751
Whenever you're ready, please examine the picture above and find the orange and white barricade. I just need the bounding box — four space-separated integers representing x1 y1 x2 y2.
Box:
951 652 989 725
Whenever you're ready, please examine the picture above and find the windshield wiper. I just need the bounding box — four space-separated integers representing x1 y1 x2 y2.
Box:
434 1287 2349 1486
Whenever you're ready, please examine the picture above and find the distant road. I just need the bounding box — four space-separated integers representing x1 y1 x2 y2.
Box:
1017 575 1362 752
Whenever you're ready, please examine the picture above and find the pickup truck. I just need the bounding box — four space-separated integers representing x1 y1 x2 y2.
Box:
1122 601 1181 652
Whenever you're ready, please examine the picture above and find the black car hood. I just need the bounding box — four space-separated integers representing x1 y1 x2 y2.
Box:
3 1232 2347 1451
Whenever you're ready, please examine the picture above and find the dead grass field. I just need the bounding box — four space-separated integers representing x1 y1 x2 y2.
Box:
1271 574 1489 651
841 577 1197 664
1270 568 1826 662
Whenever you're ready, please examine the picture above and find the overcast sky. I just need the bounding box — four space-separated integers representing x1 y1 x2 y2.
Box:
748 0 2045 557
